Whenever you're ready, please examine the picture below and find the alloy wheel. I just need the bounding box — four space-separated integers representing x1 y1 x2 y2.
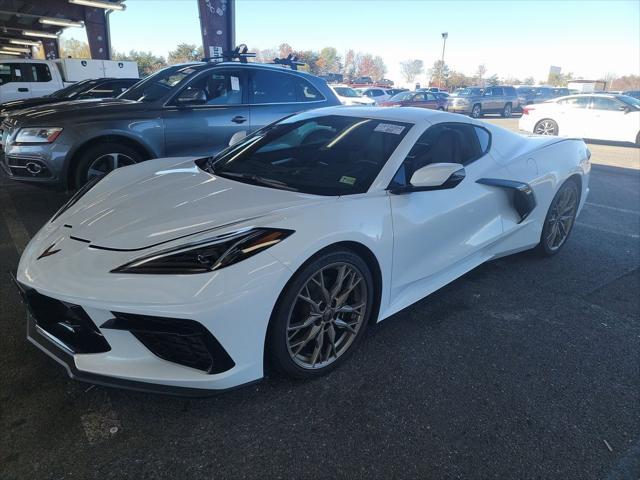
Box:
286 262 368 369
471 105 481 118
545 184 578 251
534 120 557 136
86 152 136 181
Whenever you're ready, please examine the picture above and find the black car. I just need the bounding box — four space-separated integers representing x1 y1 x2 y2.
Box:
0 78 139 123
515 85 570 108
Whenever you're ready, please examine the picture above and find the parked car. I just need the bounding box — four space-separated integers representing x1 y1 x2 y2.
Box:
519 93 640 144
385 88 409 96
0 77 139 124
377 78 394 86
515 86 569 108
421 87 447 93
0 58 138 103
360 87 395 105
15 106 590 394
319 73 344 84
0 61 340 188
352 76 373 85
380 90 444 110
623 90 640 100
330 84 375 106
447 85 519 118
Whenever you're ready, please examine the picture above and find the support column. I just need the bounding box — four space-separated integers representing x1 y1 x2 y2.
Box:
198 0 235 59
43 38 60 60
84 7 110 59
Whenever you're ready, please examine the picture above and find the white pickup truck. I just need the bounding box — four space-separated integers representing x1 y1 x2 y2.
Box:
0 58 138 103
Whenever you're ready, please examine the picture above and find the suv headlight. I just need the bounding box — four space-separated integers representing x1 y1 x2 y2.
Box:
16 127 63 143
111 228 293 274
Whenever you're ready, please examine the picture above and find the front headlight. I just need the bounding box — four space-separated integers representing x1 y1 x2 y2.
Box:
111 228 294 274
16 127 63 143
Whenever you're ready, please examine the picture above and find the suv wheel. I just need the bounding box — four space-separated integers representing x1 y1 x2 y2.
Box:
471 104 481 118
74 142 143 187
502 103 512 118
534 119 559 136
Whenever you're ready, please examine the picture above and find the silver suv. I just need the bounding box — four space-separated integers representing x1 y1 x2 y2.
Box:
447 86 519 118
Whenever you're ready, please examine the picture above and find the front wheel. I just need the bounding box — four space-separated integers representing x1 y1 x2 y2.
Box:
536 178 580 256
74 142 142 187
471 104 482 118
534 119 559 136
267 250 374 379
502 103 512 117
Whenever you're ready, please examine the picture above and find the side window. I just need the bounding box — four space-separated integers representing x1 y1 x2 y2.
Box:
0 63 22 85
183 71 243 105
591 97 622 111
484 89 492 96
251 70 297 104
413 93 426 101
30 64 52 82
559 96 589 108
493 87 504 96
392 123 487 186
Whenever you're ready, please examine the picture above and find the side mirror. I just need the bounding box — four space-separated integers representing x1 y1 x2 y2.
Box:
619 105 631 114
391 163 466 194
228 130 247 146
176 88 206 106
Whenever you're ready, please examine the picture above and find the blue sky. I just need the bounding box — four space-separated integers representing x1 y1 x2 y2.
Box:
62 0 640 86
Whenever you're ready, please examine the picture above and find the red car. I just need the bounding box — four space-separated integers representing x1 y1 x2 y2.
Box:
380 90 445 109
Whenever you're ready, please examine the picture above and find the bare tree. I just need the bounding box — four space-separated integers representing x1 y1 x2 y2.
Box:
399 59 424 84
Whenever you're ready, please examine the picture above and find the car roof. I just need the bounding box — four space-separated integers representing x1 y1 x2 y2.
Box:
304 105 472 124
166 61 321 79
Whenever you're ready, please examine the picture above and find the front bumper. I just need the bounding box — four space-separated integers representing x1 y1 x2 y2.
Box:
446 103 472 114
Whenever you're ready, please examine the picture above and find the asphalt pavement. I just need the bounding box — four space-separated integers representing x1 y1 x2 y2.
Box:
0 118 638 480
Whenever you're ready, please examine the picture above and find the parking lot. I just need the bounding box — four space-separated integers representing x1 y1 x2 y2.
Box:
1 118 639 480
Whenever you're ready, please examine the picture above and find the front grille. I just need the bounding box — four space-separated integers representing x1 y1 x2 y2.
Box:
102 313 235 374
17 286 111 354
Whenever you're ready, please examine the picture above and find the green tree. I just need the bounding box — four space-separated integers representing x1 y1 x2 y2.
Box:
293 50 320 74
399 59 424 84
113 50 167 77
486 74 500 86
167 43 203 64
547 71 573 87
523 76 535 85
316 47 341 75
428 60 450 87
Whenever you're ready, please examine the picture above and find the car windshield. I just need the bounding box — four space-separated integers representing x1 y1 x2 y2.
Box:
119 65 198 102
452 88 482 96
619 95 640 108
334 87 359 98
389 91 413 101
49 79 98 99
206 114 411 196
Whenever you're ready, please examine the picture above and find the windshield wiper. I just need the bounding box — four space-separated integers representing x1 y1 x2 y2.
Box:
219 172 299 191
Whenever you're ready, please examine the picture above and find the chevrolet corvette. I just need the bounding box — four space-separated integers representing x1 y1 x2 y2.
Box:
15 107 591 395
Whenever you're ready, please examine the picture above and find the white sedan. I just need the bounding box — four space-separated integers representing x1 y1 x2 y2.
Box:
519 93 640 144
330 85 376 106
16 107 591 395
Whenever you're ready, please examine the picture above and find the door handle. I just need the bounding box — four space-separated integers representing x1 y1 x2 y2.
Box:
231 116 247 124
18 88 29 92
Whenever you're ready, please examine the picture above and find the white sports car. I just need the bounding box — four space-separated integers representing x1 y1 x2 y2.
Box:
519 93 640 144
16 107 590 395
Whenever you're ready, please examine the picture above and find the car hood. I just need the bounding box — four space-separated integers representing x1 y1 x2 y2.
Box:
8 98 150 125
0 97 60 115
57 157 334 251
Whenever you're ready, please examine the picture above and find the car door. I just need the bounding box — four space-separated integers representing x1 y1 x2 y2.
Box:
481 87 498 112
27 63 58 98
162 69 250 157
554 96 591 137
584 96 630 141
248 68 326 131
0 63 32 102
389 123 506 305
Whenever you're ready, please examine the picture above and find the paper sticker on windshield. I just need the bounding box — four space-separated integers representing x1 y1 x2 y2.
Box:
230 76 240 91
374 123 405 134
339 176 356 185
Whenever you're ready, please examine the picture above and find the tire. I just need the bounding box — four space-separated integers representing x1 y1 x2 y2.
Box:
535 178 580 256
74 142 143 187
437 107 445 111
471 104 482 118
636 131 640 146
267 249 375 379
533 119 559 136
502 103 512 118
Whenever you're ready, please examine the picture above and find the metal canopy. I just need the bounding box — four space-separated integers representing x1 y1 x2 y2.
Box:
0 0 122 59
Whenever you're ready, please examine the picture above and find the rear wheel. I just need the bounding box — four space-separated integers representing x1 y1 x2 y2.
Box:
74 142 142 187
534 119 559 136
502 103 512 118
536 178 580 256
267 250 374 379
471 104 482 118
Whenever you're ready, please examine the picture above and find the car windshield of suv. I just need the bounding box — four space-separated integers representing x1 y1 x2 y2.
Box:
452 88 482 96
49 79 98 99
334 87 359 98
619 95 640 109
389 92 413 101
119 65 198 102
206 114 411 196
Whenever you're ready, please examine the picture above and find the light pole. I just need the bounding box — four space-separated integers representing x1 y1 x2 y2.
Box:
440 32 448 88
